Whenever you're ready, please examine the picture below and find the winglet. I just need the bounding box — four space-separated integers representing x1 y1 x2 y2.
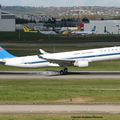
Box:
39 49 48 54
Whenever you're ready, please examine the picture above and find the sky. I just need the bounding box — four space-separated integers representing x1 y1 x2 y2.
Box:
0 0 120 7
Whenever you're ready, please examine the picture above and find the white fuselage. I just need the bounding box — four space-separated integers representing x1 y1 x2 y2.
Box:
71 31 93 35
41 46 120 62
3 46 120 68
4 55 59 68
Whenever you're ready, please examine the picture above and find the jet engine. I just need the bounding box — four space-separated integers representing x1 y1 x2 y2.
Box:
74 60 88 67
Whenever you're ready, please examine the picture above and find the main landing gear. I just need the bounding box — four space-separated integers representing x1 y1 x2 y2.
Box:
60 68 68 75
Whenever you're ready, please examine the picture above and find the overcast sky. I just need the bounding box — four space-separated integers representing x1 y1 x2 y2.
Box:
0 0 120 7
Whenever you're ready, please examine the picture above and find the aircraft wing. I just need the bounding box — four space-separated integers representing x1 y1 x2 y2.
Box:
39 56 74 66
40 55 89 67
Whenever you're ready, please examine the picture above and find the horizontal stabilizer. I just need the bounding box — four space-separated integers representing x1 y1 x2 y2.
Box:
0 60 6 65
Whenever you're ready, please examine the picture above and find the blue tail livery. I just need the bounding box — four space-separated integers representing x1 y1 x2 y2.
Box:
91 26 96 32
0 47 16 59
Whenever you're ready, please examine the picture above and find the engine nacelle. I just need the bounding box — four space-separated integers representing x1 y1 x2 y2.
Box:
74 60 89 67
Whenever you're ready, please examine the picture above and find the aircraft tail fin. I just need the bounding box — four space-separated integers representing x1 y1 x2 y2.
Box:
79 23 84 31
91 26 96 32
23 25 38 33
0 47 16 59
23 25 31 32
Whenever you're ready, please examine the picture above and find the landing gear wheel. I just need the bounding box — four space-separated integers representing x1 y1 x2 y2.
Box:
60 70 64 75
60 68 68 75
64 68 68 74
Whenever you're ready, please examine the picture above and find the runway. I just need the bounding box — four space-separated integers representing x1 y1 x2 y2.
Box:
0 105 120 114
0 71 120 79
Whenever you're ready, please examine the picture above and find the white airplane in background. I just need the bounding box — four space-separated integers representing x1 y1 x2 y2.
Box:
71 26 96 35
39 30 57 35
0 46 120 74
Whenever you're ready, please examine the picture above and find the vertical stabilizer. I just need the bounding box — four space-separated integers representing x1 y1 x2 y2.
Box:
0 47 16 59
91 26 96 32
79 23 84 31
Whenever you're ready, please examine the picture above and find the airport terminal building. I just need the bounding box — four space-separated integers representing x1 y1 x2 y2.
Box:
0 5 15 32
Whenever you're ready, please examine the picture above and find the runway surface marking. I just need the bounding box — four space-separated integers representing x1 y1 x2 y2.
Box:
0 105 120 114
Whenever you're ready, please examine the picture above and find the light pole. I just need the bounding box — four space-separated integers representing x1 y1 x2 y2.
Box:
116 25 120 34
18 29 21 41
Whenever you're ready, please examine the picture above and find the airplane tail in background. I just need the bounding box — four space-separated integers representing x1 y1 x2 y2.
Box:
91 26 96 33
0 47 16 59
23 25 38 33
23 26 31 32
79 23 84 31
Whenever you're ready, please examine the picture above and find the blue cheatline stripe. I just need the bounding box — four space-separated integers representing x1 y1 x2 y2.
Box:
24 61 48 64
67 52 120 60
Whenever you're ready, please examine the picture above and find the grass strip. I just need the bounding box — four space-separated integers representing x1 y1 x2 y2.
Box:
0 79 119 104
0 114 119 120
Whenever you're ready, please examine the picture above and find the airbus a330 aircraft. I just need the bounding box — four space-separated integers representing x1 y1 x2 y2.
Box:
0 46 120 74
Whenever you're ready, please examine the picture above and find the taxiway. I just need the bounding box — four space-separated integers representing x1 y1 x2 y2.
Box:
0 105 120 114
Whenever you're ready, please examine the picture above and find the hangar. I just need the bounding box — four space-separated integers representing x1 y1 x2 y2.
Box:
85 20 120 34
0 5 15 32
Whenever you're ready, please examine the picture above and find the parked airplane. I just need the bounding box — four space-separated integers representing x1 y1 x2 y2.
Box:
62 23 84 35
0 46 120 74
71 26 96 35
23 25 38 33
39 30 57 35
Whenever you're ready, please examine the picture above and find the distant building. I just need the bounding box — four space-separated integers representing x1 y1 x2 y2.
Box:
27 23 46 31
23 14 52 22
0 5 15 32
84 20 120 34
